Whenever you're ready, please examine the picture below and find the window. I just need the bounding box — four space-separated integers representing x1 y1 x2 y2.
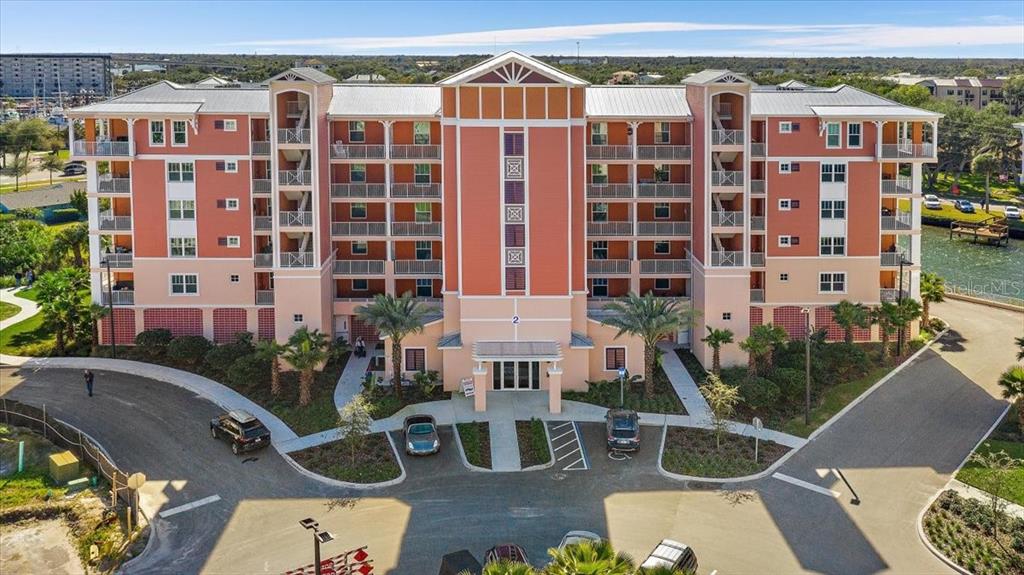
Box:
229 274 240 283
819 272 846 293
172 120 188 146
654 241 670 255
846 123 862 148
405 348 426 372
169 237 197 257
778 235 792 247
225 198 239 211
415 279 432 297
293 314 304 323
825 122 841 148
349 121 365 143
604 347 626 371
350 203 367 219
504 181 524 204
821 163 846 183
820 236 846 256
820 199 846 219
505 267 526 291
170 273 198 295
779 162 791 175
215 160 238 173
778 199 792 211
591 278 608 297
413 122 430 145
654 164 669 183
779 121 792 134
655 122 670 144
149 120 164 145
168 199 195 219
591 164 608 185
504 132 524 156
946 89 954 96
591 240 608 260
414 164 431 184
722 312 732 321
351 241 368 255
224 119 237 131
505 224 525 247
592 203 608 222
779 273 789 282
414 202 432 223
415 240 432 260
350 164 366 183
168 162 194 183
224 236 241 248
654 203 670 219
654 278 670 290
591 123 608 145
352 279 368 291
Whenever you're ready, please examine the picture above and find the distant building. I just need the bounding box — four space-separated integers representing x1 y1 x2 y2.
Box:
294 59 329 72
883 74 1006 110
415 60 440 68
0 53 111 100
608 70 637 85
637 72 664 85
343 73 387 84
558 58 592 66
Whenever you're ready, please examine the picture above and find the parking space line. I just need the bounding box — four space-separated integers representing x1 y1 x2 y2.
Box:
546 421 590 471
159 495 222 518
562 457 585 470
550 422 573 430
772 473 841 498
557 447 580 461
551 430 576 442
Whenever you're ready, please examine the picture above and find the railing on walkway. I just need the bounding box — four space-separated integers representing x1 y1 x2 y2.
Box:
101 290 134 305
256 290 274 306
586 183 633 199
251 141 271 156
393 260 443 275
390 145 440 160
390 183 441 198
97 177 130 194
253 179 272 194
278 170 311 186
277 128 311 145
101 253 134 268
637 221 691 236
637 145 691 160
331 144 386 159
711 130 743 146
640 259 690 274
586 259 631 274
586 145 633 160
711 170 743 187
637 183 691 198
333 260 386 275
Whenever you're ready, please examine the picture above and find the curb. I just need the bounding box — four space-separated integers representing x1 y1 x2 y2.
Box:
452 422 493 473
520 419 556 472
279 431 407 490
655 423 802 485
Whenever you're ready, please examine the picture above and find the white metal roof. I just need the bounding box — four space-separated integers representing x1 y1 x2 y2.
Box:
751 85 917 117
809 105 942 119
327 85 441 117
438 51 588 86
682 69 752 85
70 101 202 115
472 340 563 361
70 82 270 116
585 86 691 119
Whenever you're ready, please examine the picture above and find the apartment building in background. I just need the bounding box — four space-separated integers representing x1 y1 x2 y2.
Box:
885 73 1007 110
1 53 111 100
69 52 939 413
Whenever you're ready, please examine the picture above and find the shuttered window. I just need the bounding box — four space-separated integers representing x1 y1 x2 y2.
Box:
605 347 626 370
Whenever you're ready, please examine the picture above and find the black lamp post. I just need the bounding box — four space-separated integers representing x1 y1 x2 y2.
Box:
896 252 908 355
102 257 116 358
801 307 812 426
300 517 334 575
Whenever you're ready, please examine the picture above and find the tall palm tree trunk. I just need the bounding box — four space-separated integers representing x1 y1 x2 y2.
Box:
880 330 891 363
392 341 404 400
712 348 721 375
845 327 854 345
270 357 281 396
298 369 313 406
921 301 931 329
643 343 656 398
72 244 83 268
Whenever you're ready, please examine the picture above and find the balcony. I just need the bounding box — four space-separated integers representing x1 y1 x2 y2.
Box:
880 142 935 159
750 289 765 303
750 252 765 267
332 222 387 236
332 183 387 199
100 252 133 268
333 260 386 275
390 145 440 160
251 141 271 156
101 290 134 305
711 171 744 187
72 141 133 158
253 179 272 194
393 260 442 275
253 215 272 231
637 183 691 199
587 259 631 275
331 144 386 160
751 143 766 157
279 211 312 227
881 211 913 231
640 259 690 274
391 222 441 237
637 145 691 161
586 183 633 199
586 145 632 160
637 221 690 236
880 288 909 302
715 102 733 119
390 183 441 199
881 176 913 195
96 176 130 194
750 216 765 231
279 170 311 186
711 211 744 227
711 130 743 146
711 250 744 267
587 222 633 236
285 101 306 116
256 290 274 306
254 253 273 268
278 128 310 145
280 252 315 268
750 179 766 195
98 211 132 231
880 249 911 267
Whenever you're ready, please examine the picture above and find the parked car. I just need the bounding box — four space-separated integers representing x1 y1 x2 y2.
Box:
923 194 942 210
403 414 440 455
210 410 271 454
954 199 975 213
605 408 640 452
1003 205 1021 220
558 530 602 549
484 544 529 564
438 550 481 575
640 539 698 572
62 163 86 176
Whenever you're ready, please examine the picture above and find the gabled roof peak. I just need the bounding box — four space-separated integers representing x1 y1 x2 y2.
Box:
682 69 753 86
269 67 336 84
437 51 588 87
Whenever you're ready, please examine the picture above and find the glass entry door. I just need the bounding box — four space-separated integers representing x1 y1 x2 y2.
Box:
491 361 541 390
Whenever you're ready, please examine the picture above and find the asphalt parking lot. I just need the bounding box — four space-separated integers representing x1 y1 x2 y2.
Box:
577 422 663 479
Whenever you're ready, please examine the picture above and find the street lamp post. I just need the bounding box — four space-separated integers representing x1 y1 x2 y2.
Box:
801 307 812 426
896 254 906 355
102 257 116 358
300 517 334 575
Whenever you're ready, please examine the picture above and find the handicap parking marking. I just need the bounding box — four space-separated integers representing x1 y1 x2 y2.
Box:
547 421 589 471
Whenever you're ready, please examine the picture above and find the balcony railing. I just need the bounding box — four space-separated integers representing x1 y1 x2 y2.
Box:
253 215 272 231
251 141 271 156
881 211 913 231
253 179 272 194
711 250 744 267
256 290 274 306
332 222 387 236
711 130 743 146
331 144 386 159
101 290 134 305
390 183 441 199
587 259 631 275
750 289 765 303
638 221 690 236
98 212 132 231
391 222 441 236
587 221 633 236
750 179 766 195
881 176 913 195
880 250 911 267
333 260 386 275
100 253 133 268
586 183 633 199
711 211 744 227
332 183 387 199
278 128 310 144
254 253 273 268
637 145 691 160
750 252 765 267
640 259 690 274
279 170 311 186
880 142 935 159
279 211 313 227
750 215 765 231
280 252 315 268
393 260 442 275
751 142 766 157
637 183 691 198
711 170 744 187
880 288 909 302
97 177 130 194
390 145 440 160
72 140 133 157
586 145 632 160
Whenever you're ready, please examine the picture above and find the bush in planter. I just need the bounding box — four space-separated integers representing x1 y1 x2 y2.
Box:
204 332 255 378
227 354 270 391
817 342 872 382
771 367 806 405
167 335 213 370
133 328 173 360
737 376 780 410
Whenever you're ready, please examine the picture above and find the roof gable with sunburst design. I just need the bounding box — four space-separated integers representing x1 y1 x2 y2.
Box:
438 51 588 87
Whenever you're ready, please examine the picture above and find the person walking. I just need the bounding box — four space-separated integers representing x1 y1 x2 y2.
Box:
13 271 22 288
84 369 95 397
26 269 34 287
356 336 365 358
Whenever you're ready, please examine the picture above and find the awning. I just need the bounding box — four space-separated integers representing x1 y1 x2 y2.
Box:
472 341 563 362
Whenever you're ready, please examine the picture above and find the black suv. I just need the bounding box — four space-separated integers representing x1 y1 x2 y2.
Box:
605 408 640 451
210 410 271 454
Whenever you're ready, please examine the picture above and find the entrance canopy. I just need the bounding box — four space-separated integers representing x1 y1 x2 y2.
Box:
472 341 563 362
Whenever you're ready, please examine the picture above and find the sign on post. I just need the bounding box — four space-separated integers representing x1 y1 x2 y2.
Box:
752 417 763 463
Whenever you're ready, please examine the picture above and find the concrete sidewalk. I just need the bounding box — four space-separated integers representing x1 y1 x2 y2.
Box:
948 479 1024 519
658 341 712 421
488 419 522 472
0 287 40 331
334 349 375 411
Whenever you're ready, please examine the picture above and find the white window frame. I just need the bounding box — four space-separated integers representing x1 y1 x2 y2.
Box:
171 120 188 147
818 271 847 294
603 346 627 372
349 121 365 143
825 122 841 149
413 122 430 145
225 198 239 211
169 273 198 295
415 240 432 260
591 164 608 185
224 160 238 173
779 273 789 282
654 202 671 219
168 162 195 183
415 278 433 297
350 164 366 183
591 240 608 259
149 120 165 146
350 203 367 219
778 199 792 211
414 163 431 184
591 278 609 297
722 312 732 321
778 121 792 134
414 202 432 223
351 241 368 255
779 162 791 175
819 236 846 256
820 199 846 219
222 119 237 132
591 123 608 146
168 199 195 220
225 235 241 248
846 122 862 149
655 121 670 144
821 163 847 183
352 278 369 291
169 237 197 258
654 278 670 290
778 235 792 247
592 203 608 222
293 314 304 324
653 241 670 255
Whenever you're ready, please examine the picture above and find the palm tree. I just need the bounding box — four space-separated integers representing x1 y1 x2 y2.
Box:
1 155 30 192
355 292 435 400
1014 335 1024 361
478 560 536 575
998 365 1024 433
255 339 287 396
701 326 734 376
34 268 88 355
739 323 788 377
871 303 898 363
38 152 64 185
282 327 330 407
890 298 922 357
971 152 998 212
544 540 634 575
52 222 88 267
919 272 945 330
831 300 869 345
602 293 696 398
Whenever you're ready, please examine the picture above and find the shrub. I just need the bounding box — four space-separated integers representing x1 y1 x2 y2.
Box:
737 376 781 410
166 335 213 370
771 367 806 405
818 342 871 381
46 208 81 224
204 332 255 377
133 328 173 360
719 366 747 387
226 354 270 390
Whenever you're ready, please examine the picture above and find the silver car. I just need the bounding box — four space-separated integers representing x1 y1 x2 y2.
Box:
403 414 440 455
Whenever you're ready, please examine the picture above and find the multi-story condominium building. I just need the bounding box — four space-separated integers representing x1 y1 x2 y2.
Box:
885 73 1006 110
1 53 111 100
69 52 939 413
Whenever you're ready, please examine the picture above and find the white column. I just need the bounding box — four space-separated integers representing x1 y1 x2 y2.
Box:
874 121 883 158
86 161 99 193
87 196 100 229
88 234 101 272
126 118 136 155
90 271 102 304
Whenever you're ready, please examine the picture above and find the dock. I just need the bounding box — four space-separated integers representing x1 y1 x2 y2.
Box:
949 217 1010 246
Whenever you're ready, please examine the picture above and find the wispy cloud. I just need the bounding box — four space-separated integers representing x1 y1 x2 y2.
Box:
756 24 1024 50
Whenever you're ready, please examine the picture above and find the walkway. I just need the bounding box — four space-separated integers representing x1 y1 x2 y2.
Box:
657 341 712 421
948 478 1024 520
488 419 522 472
0 287 39 331
333 348 375 411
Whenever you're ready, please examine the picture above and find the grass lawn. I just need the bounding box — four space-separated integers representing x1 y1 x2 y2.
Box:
778 366 891 438
456 421 491 469
0 426 72 509
563 364 687 414
289 432 401 483
516 419 551 469
932 172 1022 204
956 413 1024 506
921 202 1024 230
0 300 20 322
0 177 84 195
661 427 790 478
14 286 40 302
0 308 51 356
924 490 1023 575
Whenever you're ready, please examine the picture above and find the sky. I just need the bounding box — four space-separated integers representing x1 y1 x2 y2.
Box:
1 0 1022 58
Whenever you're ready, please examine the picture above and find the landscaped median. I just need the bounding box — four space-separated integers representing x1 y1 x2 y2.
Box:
454 421 492 470
288 432 402 484
661 427 790 479
516 418 552 470
922 490 1023 575
563 366 687 414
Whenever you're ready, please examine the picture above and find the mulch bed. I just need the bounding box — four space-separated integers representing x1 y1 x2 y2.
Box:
661 427 790 478
923 490 1024 575
516 419 551 469
456 422 491 469
289 432 401 484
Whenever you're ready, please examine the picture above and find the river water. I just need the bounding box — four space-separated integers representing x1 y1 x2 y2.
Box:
920 224 1024 305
